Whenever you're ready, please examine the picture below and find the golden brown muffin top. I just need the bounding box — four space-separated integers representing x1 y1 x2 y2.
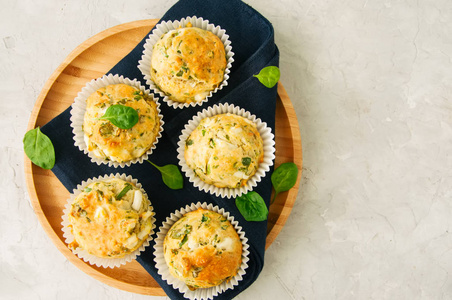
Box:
184 113 264 188
68 178 154 258
83 83 160 163
151 26 227 103
163 208 242 289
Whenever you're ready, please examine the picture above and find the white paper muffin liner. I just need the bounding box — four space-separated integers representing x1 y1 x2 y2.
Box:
177 103 275 199
70 74 164 168
61 173 156 268
138 16 234 109
154 202 249 300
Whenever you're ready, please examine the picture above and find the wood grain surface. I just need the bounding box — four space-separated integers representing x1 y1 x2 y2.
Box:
24 19 302 295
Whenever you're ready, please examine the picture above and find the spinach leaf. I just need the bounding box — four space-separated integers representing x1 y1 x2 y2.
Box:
23 127 55 170
116 183 133 200
147 160 183 190
253 66 280 88
235 191 268 222
271 162 299 203
98 104 139 129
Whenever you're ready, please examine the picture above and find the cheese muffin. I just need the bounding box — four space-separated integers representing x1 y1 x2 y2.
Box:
83 83 160 163
163 208 242 290
184 113 264 188
150 25 227 103
67 178 154 258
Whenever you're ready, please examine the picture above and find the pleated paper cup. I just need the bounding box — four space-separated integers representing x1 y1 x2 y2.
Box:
61 173 156 268
154 202 249 300
70 74 164 168
177 103 276 199
138 16 234 109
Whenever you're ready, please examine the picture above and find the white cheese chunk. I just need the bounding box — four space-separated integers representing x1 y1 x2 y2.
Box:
216 237 234 251
141 211 153 221
230 127 243 135
137 224 152 240
132 190 142 211
94 206 108 221
125 233 138 249
233 171 250 180
215 138 237 150
187 238 200 250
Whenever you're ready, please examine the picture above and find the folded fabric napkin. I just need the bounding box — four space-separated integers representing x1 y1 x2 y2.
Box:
41 0 279 299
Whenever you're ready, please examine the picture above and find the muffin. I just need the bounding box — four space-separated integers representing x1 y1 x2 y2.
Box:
163 208 242 290
66 177 154 259
82 83 161 163
150 25 227 104
184 113 264 188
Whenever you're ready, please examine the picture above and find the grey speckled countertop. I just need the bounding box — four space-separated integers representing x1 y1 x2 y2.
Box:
2 0 452 299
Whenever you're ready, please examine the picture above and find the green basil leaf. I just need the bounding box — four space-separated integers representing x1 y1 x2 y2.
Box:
116 183 133 200
271 162 299 203
235 191 268 222
147 160 183 190
253 66 280 88
23 127 55 170
98 104 139 129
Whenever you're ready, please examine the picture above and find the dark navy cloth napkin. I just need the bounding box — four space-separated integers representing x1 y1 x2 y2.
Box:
41 0 279 299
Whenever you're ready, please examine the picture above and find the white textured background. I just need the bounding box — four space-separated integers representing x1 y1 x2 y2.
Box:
2 0 452 299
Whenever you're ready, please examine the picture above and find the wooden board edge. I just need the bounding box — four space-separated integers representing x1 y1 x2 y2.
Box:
265 83 303 250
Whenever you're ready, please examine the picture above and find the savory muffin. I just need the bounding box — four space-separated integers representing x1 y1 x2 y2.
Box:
67 178 154 258
83 83 160 163
184 113 264 188
163 208 242 290
150 25 227 103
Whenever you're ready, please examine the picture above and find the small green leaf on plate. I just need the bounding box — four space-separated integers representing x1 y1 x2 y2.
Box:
147 160 183 190
271 162 299 204
23 127 55 170
235 191 268 222
253 66 280 88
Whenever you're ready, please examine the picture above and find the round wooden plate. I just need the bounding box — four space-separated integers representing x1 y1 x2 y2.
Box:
24 19 302 296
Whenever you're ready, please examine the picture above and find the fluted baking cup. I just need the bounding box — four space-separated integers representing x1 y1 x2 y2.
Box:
138 16 234 109
70 74 164 168
154 202 249 300
177 103 275 199
61 173 156 268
